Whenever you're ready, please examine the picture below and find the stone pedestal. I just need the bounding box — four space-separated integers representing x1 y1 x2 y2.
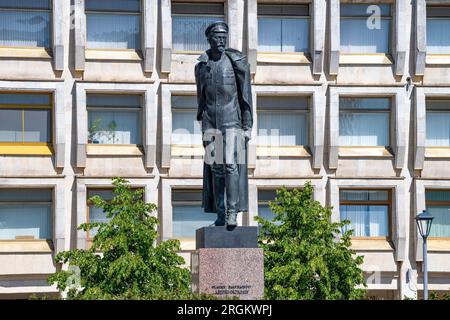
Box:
191 226 264 300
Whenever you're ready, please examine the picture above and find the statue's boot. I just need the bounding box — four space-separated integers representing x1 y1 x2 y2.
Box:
226 211 237 227
213 212 226 226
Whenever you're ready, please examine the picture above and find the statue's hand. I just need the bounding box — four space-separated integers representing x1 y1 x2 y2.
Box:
244 130 252 141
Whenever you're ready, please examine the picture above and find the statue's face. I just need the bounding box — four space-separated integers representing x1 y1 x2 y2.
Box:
208 31 227 52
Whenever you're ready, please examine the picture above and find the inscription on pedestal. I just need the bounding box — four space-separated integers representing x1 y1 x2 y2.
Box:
191 248 264 300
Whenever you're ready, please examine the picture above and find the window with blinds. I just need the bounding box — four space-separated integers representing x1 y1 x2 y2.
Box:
339 97 390 147
257 96 309 147
0 189 53 240
87 94 142 145
340 4 391 54
426 99 450 147
340 189 390 237
257 4 310 53
171 95 202 145
427 6 450 54
85 0 141 50
172 2 225 52
0 0 51 48
425 190 450 238
172 189 215 240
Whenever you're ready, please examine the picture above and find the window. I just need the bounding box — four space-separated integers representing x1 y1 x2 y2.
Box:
172 190 215 241
426 99 450 146
340 4 391 54
425 190 450 238
0 189 52 240
172 95 202 145
340 190 390 237
427 6 450 54
258 190 279 225
339 97 390 147
0 0 51 48
87 189 113 238
172 3 225 52
257 96 309 147
257 4 309 53
0 93 51 144
85 0 141 50
87 94 142 145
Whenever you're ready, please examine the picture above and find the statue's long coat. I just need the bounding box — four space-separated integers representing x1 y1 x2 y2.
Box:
195 48 253 214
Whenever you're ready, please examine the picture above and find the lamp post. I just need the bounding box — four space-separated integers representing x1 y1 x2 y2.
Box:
415 210 434 300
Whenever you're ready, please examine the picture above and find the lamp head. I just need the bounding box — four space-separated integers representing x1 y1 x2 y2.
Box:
415 210 434 239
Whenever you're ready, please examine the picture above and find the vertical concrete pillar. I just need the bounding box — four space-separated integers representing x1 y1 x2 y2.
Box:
144 87 157 168
328 179 340 223
415 180 426 262
246 0 257 74
52 0 66 71
414 88 426 170
76 182 87 249
399 261 418 299
247 87 257 169
328 89 339 169
329 0 340 75
74 0 85 71
54 83 66 168
76 86 87 168
228 0 244 52
312 88 325 169
161 87 172 168
394 183 407 261
415 0 427 76
161 180 173 239
55 182 66 253
313 0 325 75
395 0 407 76
247 183 258 226
394 91 407 169
161 0 172 73
143 0 157 73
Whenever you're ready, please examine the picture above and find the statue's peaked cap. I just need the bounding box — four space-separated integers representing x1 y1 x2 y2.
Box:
205 21 229 37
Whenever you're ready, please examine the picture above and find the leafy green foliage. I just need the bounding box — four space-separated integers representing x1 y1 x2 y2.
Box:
255 183 366 300
48 178 191 299
430 291 450 300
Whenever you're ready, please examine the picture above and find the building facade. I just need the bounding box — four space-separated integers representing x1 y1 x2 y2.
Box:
0 0 449 299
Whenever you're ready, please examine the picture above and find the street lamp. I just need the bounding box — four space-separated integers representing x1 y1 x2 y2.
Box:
415 210 434 300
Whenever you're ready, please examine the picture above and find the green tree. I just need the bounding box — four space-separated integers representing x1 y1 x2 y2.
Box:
255 183 366 300
48 178 191 299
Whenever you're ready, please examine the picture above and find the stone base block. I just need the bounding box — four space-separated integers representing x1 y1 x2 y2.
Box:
191 248 264 300
196 226 258 249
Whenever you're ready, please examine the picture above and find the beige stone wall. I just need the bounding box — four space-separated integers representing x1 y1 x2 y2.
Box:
1 0 450 299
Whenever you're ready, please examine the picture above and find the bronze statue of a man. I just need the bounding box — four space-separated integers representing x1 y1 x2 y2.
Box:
195 21 253 227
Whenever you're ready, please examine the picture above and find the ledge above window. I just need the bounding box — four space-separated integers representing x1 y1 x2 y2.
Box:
257 52 311 64
339 53 393 65
0 144 53 156
428 239 450 252
0 47 52 59
0 240 53 253
171 145 204 157
257 146 311 158
85 49 143 61
338 146 393 158
425 147 450 158
350 238 394 252
87 144 143 156
426 54 450 65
